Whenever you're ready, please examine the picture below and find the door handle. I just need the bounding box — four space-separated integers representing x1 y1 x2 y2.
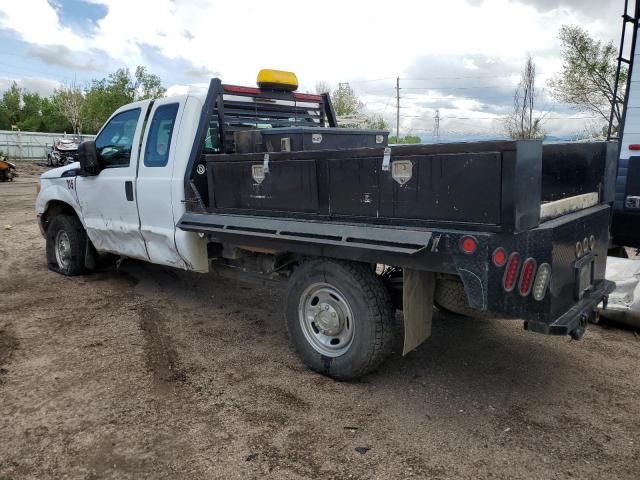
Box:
125 181 134 201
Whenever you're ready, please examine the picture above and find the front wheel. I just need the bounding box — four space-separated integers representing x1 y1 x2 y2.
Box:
45 214 87 276
285 260 394 380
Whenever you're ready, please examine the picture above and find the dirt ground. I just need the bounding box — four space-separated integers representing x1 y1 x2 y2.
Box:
1 165 639 480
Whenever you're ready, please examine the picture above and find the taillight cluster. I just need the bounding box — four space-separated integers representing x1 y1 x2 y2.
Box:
502 253 521 292
518 258 537 296
575 235 596 258
493 247 551 301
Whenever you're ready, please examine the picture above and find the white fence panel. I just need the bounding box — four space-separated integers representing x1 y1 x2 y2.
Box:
0 130 95 161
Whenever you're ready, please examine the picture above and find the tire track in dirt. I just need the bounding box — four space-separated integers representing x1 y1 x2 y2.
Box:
0 327 18 383
136 303 188 388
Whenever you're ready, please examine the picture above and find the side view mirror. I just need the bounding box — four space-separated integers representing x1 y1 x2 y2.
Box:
78 140 100 175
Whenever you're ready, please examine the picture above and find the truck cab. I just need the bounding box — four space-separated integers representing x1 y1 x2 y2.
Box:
36 95 209 273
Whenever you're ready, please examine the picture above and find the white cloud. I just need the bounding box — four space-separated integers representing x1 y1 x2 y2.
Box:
0 76 61 96
0 0 84 48
0 0 622 137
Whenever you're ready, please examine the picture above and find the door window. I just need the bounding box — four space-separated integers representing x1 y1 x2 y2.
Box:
95 108 141 168
144 103 179 167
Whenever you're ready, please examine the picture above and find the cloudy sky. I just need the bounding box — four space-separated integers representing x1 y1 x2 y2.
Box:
0 0 626 139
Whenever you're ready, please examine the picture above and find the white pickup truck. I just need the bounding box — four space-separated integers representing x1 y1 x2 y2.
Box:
37 95 209 274
36 71 616 379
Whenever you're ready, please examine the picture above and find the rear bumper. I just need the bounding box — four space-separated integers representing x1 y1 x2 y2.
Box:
524 279 615 336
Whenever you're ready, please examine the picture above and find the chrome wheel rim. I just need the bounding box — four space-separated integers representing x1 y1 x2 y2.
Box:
55 230 71 269
298 283 354 357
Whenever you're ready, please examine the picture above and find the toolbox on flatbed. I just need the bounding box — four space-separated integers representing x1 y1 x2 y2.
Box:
207 140 542 232
261 127 388 152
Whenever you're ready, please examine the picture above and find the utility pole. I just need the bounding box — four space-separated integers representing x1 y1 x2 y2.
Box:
396 76 400 142
433 109 440 142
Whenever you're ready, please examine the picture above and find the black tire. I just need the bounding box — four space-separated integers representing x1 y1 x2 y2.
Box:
285 260 395 380
435 277 501 319
46 214 87 276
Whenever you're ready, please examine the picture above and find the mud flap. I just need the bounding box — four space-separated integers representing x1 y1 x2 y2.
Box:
84 238 97 271
402 269 435 355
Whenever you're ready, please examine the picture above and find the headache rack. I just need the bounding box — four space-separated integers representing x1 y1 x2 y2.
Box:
203 82 338 154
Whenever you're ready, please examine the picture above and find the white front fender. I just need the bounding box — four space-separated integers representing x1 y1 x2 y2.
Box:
36 179 84 228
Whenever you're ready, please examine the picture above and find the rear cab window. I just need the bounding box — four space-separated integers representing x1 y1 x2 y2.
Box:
144 103 180 167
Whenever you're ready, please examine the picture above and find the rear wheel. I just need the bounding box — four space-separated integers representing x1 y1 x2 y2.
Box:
285 260 394 380
46 214 87 276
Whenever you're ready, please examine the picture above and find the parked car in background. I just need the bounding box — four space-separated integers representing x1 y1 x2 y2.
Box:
47 137 80 167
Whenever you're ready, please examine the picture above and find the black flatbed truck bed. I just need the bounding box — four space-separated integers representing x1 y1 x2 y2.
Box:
177 77 616 379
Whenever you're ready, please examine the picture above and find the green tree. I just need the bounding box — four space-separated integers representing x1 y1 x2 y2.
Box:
365 115 389 130
83 66 166 133
40 97 72 132
389 135 421 144
134 66 165 100
548 25 624 132
18 92 44 131
0 82 74 132
319 81 390 130
0 82 22 129
331 83 363 117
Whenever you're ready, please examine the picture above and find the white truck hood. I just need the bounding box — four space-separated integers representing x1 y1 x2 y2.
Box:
41 162 80 179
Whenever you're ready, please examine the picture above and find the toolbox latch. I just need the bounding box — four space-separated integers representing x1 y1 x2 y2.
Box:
251 153 270 184
381 147 392 171
392 160 413 185
263 152 270 173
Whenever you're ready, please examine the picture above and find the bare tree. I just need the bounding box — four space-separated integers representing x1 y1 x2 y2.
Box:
53 81 85 135
506 56 544 140
315 81 333 95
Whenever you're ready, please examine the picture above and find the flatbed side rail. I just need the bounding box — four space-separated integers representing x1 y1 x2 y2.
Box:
178 212 433 255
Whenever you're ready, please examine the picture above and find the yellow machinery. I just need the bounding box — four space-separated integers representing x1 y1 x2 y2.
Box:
0 157 16 182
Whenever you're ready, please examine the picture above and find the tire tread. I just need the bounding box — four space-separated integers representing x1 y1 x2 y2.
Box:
286 260 394 380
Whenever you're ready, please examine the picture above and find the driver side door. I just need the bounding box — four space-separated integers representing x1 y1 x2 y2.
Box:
76 103 151 260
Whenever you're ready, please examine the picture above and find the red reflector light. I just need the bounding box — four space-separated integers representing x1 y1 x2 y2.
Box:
518 258 537 296
223 85 261 95
503 252 521 292
460 236 478 254
629 144 640 150
492 247 507 267
293 92 323 102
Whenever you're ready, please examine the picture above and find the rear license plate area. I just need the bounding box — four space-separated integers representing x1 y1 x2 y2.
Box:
574 253 595 299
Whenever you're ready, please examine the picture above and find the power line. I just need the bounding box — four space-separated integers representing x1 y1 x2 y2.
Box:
402 85 513 91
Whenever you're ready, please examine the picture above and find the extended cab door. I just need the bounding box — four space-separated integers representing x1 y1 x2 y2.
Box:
75 102 151 260
136 98 186 268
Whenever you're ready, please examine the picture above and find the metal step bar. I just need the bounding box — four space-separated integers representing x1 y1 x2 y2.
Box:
178 212 433 255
